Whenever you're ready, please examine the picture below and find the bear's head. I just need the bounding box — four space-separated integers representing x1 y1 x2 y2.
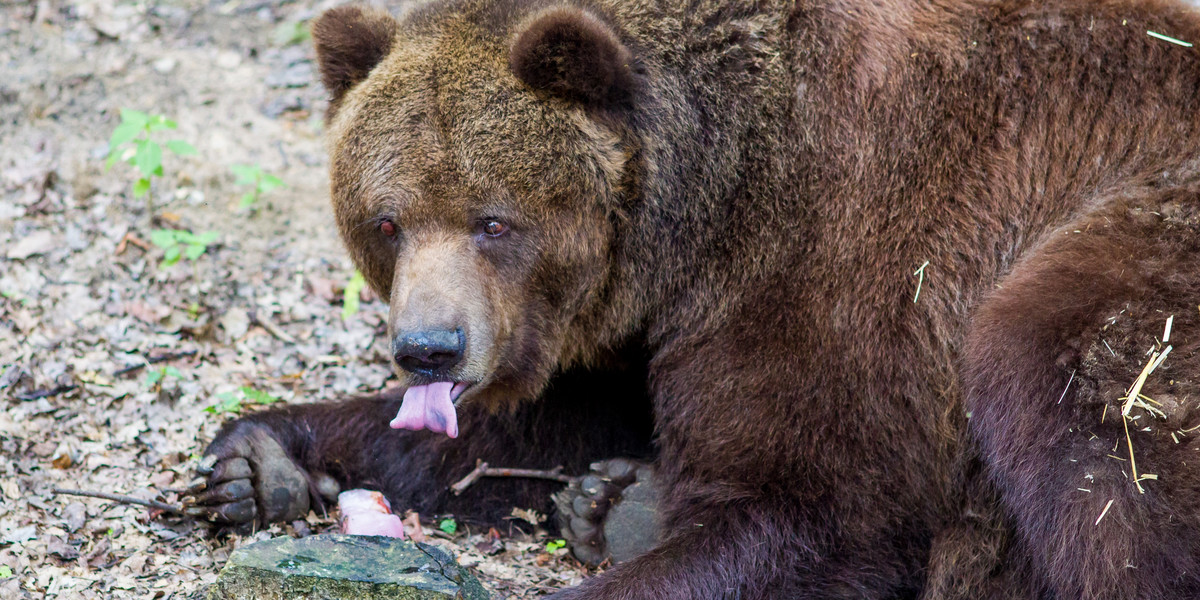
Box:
312 3 642 434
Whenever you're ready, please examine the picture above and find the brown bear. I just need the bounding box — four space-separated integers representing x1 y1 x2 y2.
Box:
187 0 1200 597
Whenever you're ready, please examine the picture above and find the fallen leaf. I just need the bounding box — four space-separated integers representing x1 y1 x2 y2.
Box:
6 231 55 259
62 502 86 533
124 301 172 324
2 525 36 545
47 536 80 560
402 512 426 543
0 479 19 500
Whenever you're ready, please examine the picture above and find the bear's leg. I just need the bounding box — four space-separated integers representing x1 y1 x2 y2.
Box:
548 493 917 600
966 192 1200 599
187 364 655 529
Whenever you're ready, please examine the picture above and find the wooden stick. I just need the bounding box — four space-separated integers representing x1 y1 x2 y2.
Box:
51 487 184 515
250 310 296 343
113 350 198 376
16 385 77 401
450 460 573 495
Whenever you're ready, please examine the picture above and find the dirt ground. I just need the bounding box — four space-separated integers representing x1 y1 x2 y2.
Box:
0 1 595 597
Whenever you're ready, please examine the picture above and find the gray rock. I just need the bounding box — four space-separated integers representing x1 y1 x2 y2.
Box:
209 534 489 600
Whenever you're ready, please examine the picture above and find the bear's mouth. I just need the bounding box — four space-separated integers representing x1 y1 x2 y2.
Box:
388 381 473 439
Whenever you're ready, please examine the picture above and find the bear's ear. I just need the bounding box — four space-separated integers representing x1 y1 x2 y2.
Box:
510 7 635 106
312 5 398 117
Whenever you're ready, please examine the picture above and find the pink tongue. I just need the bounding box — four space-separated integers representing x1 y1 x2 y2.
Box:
390 382 459 438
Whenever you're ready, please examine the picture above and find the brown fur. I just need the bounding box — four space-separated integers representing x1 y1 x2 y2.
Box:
311 5 399 119
510 6 637 105
206 0 1200 597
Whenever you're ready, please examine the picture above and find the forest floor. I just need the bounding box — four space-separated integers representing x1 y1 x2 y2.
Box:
0 1 595 597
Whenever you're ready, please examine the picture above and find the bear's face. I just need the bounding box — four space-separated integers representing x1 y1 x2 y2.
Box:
313 4 638 412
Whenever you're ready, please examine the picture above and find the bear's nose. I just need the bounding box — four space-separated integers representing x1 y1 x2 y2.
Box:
392 328 465 376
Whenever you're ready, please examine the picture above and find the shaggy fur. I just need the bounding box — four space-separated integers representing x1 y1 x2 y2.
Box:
195 0 1200 597
311 5 399 119
509 6 637 105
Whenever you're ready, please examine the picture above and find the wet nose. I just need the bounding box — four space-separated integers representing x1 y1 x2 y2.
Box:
392 328 465 376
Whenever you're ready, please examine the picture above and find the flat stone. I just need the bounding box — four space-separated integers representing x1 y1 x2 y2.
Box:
209 534 489 600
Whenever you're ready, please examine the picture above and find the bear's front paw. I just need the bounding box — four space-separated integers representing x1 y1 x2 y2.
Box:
183 421 336 525
554 458 660 565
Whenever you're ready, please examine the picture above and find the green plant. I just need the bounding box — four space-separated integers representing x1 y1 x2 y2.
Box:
545 539 567 553
204 386 280 415
149 229 218 270
105 109 196 212
438 518 458 535
342 270 366 320
272 20 311 46
144 365 182 389
230 164 285 209
0 565 12 579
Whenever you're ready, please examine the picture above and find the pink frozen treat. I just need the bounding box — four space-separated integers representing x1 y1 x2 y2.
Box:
338 489 405 538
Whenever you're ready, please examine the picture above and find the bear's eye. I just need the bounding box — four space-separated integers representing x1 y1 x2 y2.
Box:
379 219 397 237
481 220 508 237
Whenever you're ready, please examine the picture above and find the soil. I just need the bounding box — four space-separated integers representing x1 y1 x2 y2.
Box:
0 1 596 597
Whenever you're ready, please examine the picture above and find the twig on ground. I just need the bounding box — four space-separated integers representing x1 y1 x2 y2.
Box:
114 232 151 255
52 487 184 515
250 309 296 343
450 460 573 495
16 385 77 401
113 350 198 376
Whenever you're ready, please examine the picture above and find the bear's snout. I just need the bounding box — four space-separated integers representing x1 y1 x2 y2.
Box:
392 327 466 377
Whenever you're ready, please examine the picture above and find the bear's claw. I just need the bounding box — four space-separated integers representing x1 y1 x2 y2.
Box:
554 458 660 565
184 421 333 526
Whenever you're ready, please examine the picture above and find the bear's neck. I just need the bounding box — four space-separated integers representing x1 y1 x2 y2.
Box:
604 0 1200 354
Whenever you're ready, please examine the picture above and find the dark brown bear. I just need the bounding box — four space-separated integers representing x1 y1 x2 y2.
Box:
188 0 1200 597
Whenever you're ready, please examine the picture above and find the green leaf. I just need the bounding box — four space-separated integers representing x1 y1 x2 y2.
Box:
239 386 279 405
163 244 182 266
194 231 220 246
166 140 196 156
545 539 566 552
164 366 183 378
0 565 12 579
135 140 162 178
119 109 150 129
144 370 164 386
184 243 206 260
230 164 260 185
147 115 177 131
259 174 285 194
272 20 311 46
240 192 256 208
438 518 457 535
206 391 244 414
149 229 177 248
108 121 143 155
133 177 151 198
342 270 366 320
